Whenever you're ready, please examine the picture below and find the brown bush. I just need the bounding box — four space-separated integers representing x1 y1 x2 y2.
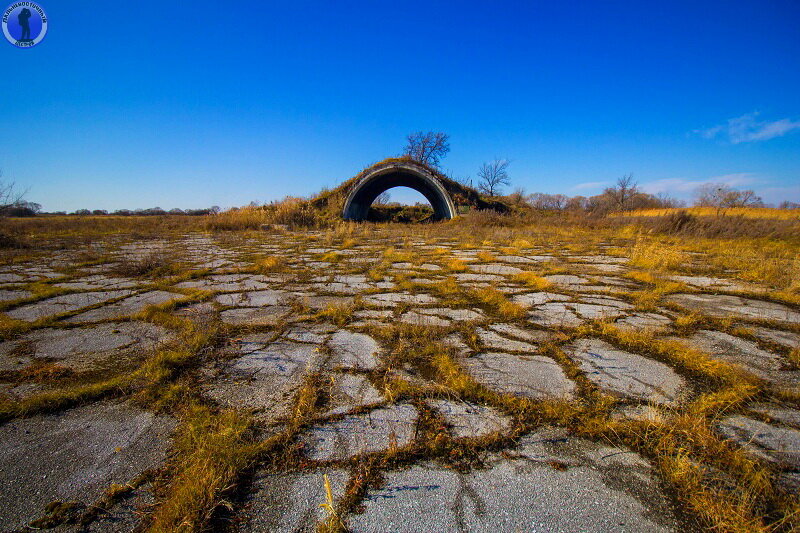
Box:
0 231 26 249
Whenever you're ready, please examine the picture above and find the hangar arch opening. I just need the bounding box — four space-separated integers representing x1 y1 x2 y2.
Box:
366 186 435 222
342 164 457 222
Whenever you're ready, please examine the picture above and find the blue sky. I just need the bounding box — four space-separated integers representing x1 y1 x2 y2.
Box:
1 0 798 211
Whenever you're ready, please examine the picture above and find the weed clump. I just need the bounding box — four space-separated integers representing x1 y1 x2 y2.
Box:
515 271 552 290
255 255 284 272
473 287 526 319
112 251 180 278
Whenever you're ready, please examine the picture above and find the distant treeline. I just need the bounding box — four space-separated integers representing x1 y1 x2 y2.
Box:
504 180 800 215
0 204 222 217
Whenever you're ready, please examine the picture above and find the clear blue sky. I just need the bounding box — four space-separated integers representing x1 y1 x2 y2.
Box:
1 0 798 211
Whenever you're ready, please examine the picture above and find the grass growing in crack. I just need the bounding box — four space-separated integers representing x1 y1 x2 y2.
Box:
314 302 355 326
321 251 342 263
112 251 183 279
515 271 552 290
148 405 260 531
473 287 526 320
254 255 285 273
444 258 468 272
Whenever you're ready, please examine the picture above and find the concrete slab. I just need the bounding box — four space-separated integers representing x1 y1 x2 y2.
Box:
0 289 32 302
570 302 630 320
348 427 687 532
615 312 673 332
80 483 158 532
463 352 576 399
283 324 336 344
679 330 799 386
718 415 800 470
417 307 484 322
477 328 537 352
488 323 553 343
749 404 800 428
580 295 634 310
468 263 524 276
512 292 572 307
428 399 511 438
220 305 291 326
6 291 133 322
564 338 686 405
299 295 355 310
0 322 171 372
363 292 439 308
399 311 451 327
64 291 182 323
0 272 26 283
0 402 175 531
325 373 384 415
239 468 348 532
214 289 288 307
328 330 380 370
544 274 590 287
311 281 374 294
204 338 323 421
54 275 139 291
302 404 418 461
174 274 272 291
668 275 758 292
667 294 800 325
528 302 584 328
455 272 505 283
496 255 538 264
747 326 800 349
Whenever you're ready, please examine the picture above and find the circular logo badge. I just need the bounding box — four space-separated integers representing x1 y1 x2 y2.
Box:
3 2 48 48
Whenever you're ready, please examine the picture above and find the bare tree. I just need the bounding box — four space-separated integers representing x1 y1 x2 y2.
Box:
527 193 568 210
373 191 391 205
695 183 763 214
477 159 510 197
404 131 450 168
604 174 638 211
565 195 588 211
0 171 27 211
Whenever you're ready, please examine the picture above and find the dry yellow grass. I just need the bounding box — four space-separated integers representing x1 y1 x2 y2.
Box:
514 271 552 290
629 238 691 271
473 287 526 319
255 255 285 272
148 406 259 532
320 251 342 263
614 207 800 220
444 258 468 272
476 250 496 262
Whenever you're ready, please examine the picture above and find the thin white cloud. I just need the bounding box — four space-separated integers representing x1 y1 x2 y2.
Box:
640 173 756 194
570 180 609 191
696 112 800 143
